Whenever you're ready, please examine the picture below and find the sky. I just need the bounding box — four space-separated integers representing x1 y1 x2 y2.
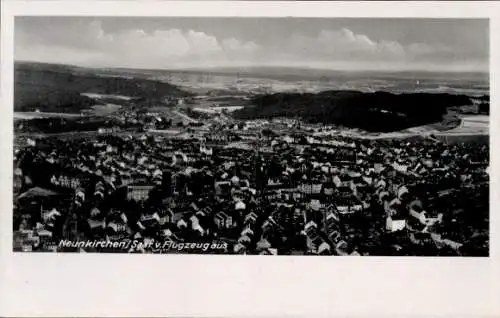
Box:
15 17 489 72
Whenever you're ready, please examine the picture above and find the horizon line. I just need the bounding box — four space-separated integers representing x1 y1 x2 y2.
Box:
14 59 490 75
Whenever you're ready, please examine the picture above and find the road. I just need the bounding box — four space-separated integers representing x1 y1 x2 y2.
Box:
172 110 198 124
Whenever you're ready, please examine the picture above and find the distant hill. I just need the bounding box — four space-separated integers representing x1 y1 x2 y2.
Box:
98 65 489 96
14 61 191 113
54 64 488 84
234 90 478 132
178 66 489 82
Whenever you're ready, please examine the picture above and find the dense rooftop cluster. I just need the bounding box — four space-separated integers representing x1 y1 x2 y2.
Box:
13 119 489 256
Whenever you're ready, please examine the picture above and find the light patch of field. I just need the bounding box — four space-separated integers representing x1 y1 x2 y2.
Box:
91 104 122 116
14 112 82 120
431 115 489 144
81 92 134 100
193 106 244 114
460 115 489 126
147 129 182 135
443 115 489 135
193 107 217 114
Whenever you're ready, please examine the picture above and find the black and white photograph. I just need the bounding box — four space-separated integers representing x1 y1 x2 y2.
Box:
12 16 490 256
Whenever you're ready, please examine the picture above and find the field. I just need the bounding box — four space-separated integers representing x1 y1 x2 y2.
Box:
433 115 489 144
193 106 244 114
105 66 489 96
14 112 83 120
88 104 123 116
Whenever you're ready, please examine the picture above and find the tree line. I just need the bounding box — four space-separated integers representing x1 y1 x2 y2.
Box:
234 91 482 132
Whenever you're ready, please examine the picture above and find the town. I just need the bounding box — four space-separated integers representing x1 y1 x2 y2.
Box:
13 103 489 256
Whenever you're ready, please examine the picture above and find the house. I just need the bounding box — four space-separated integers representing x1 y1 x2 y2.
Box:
90 207 101 218
375 178 387 190
261 219 277 233
42 208 61 223
231 175 240 185
193 223 205 236
14 168 23 192
268 216 278 228
177 219 188 229
159 209 174 225
386 216 406 232
336 182 354 197
335 240 350 256
206 132 233 143
27 138 36 147
335 196 362 215
233 243 246 254
87 219 106 231
304 221 322 250
297 183 312 195
161 228 173 238
136 221 146 231
127 185 154 201
322 182 335 196
263 189 280 200
378 191 390 204
309 199 322 211
409 204 427 224
386 198 402 214
98 127 120 134
200 145 213 156
325 212 339 232
239 223 253 235
256 238 271 251
37 229 53 247
349 201 363 213
172 151 189 166
140 213 161 227
235 200 246 211
215 181 232 196
244 212 258 225
238 235 252 245
409 232 433 246
393 162 409 174
260 248 278 255
311 183 323 195
51 174 82 190
317 242 331 255
328 230 341 243
106 221 131 240
397 185 410 200
214 212 233 229
75 188 85 202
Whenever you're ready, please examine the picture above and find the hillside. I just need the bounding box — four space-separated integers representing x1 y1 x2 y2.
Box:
234 91 482 132
14 62 191 113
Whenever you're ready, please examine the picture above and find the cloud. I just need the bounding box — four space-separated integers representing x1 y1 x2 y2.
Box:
15 20 486 71
284 28 406 62
268 27 484 71
16 20 261 69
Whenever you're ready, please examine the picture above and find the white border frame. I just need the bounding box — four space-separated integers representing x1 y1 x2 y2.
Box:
1 2 499 317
